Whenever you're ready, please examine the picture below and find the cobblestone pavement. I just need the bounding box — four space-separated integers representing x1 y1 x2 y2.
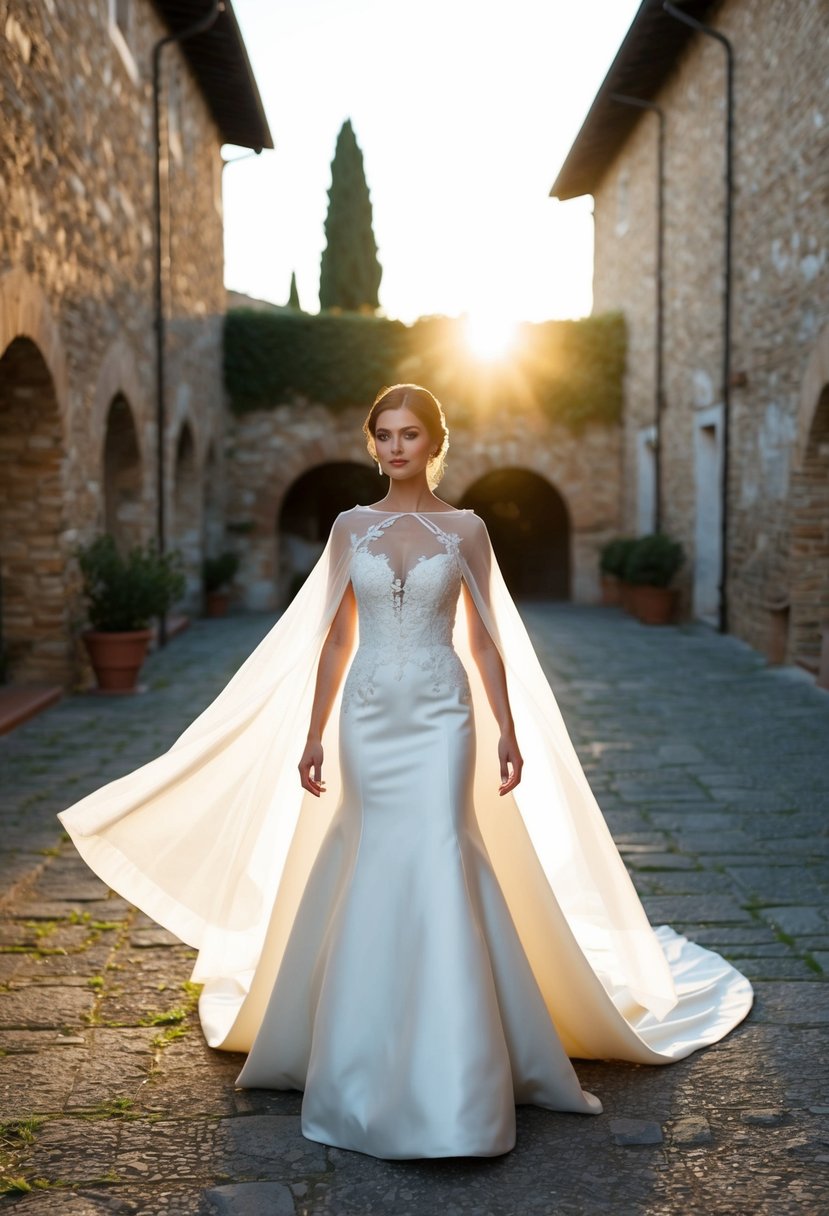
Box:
1 606 828 1215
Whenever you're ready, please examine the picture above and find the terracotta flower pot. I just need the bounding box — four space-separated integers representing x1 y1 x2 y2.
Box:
82 629 153 693
619 581 637 614
632 585 679 626
600 574 622 606
205 590 231 618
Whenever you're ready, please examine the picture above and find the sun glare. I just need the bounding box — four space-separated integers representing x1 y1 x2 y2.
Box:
463 311 519 362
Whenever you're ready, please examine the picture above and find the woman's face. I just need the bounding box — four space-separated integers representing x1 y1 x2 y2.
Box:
374 407 436 481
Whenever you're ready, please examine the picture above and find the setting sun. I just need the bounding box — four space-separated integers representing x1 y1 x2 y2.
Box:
463 311 520 361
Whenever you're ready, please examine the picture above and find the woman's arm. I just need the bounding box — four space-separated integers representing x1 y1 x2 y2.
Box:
461 580 523 796
298 581 357 797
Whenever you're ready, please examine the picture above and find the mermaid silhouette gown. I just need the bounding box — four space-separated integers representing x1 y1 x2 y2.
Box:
58 507 753 1161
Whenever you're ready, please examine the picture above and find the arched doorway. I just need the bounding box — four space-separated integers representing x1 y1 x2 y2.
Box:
0 336 69 684
790 383 829 672
172 423 201 608
277 462 378 603
103 393 142 551
203 441 224 560
461 468 571 598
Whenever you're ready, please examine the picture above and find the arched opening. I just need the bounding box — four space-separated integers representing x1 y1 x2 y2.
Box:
277 462 379 602
0 337 69 684
461 468 571 598
790 383 829 672
203 440 224 559
103 393 142 551
172 423 201 608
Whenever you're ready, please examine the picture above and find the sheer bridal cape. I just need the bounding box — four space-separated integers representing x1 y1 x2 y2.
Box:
58 507 752 1109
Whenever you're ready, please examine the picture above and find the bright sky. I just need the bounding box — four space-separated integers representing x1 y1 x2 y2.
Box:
222 0 641 326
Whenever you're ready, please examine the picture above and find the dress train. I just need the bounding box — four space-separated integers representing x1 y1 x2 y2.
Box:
58 507 753 1160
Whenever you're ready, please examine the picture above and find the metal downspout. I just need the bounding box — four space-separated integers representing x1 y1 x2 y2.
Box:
610 93 666 534
152 1 223 646
663 1 735 634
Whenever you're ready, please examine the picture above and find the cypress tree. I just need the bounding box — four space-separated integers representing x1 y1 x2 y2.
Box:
319 119 382 311
287 271 301 310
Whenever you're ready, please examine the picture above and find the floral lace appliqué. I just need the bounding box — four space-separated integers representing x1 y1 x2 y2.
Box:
342 520 470 714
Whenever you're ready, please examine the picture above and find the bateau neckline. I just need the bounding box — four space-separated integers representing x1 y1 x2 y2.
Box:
356 504 468 515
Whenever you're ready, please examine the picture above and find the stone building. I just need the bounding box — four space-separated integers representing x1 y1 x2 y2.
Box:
551 0 829 673
0 0 271 691
223 394 621 612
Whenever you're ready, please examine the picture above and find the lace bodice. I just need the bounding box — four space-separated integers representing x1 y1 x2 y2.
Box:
341 509 472 713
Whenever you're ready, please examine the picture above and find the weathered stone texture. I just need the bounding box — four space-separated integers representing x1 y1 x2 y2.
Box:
225 400 622 609
0 0 227 686
3 3 624 670
592 0 829 663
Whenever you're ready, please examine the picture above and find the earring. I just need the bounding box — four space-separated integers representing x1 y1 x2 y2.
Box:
378 462 383 476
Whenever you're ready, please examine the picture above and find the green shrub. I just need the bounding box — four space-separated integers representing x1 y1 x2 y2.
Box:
75 536 186 631
624 534 685 588
526 313 626 429
599 537 636 577
224 310 409 414
203 552 240 593
223 309 626 430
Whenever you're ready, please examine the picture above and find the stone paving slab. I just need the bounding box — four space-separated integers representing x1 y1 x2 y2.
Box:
0 606 828 1214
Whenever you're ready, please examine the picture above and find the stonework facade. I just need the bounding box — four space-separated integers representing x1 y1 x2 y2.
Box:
585 0 828 667
224 399 621 612
1 2 627 694
0 0 264 688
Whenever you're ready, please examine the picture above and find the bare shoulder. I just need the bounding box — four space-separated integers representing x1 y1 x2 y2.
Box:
355 500 475 516
458 513 490 546
330 509 358 537
432 500 472 514
452 512 487 546
335 506 369 522
434 500 475 516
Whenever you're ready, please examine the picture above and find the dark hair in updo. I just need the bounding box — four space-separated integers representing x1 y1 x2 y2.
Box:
363 384 449 489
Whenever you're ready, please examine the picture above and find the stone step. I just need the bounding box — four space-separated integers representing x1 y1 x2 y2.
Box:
0 682 62 735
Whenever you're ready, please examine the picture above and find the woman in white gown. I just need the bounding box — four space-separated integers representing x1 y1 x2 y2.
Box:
59 384 753 1160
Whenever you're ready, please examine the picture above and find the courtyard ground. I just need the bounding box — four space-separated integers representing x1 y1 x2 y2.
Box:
1 604 827 1215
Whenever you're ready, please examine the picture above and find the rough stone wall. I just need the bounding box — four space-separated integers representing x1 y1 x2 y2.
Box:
0 0 227 685
790 382 829 666
0 335 69 683
592 0 829 661
224 399 622 611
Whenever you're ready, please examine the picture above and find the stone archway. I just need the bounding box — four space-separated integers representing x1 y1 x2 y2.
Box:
790 383 829 671
203 440 224 560
277 462 379 603
92 337 151 546
0 337 70 684
461 468 572 598
103 393 143 552
172 423 201 608
0 267 70 428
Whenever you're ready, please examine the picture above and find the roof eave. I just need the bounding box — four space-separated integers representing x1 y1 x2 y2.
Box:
549 0 720 201
153 0 274 152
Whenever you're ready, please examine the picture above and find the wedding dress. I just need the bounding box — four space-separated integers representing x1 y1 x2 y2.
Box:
58 506 753 1160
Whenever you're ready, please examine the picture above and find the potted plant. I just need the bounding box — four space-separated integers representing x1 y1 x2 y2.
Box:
75 535 186 693
623 533 685 625
599 538 635 606
203 552 240 618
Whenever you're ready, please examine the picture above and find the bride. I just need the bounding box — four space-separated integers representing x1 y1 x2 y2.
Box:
59 383 752 1160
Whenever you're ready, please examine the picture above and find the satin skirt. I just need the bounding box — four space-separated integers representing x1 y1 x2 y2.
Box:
235 655 601 1158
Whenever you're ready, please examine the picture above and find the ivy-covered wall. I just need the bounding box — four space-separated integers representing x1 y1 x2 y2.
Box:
224 310 626 431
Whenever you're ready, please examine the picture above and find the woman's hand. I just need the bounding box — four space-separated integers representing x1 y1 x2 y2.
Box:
298 737 326 797
462 582 522 797
498 730 523 796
